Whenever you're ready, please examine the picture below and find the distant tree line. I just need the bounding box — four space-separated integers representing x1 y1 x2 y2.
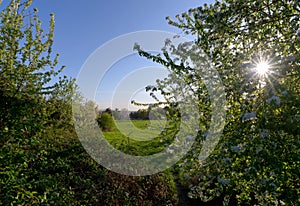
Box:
98 106 179 121
98 108 130 120
96 105 180 131
129 109 149 120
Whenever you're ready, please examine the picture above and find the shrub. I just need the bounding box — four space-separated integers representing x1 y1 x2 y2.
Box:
97 112 115 131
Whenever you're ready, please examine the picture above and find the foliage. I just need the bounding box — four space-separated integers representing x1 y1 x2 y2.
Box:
0 1 179 205
136 0 300 205
0 0 74 204
129 106 175 120
97 112 115 131
111 108 130 120
1 127 179 205
103 107 112 115
0 0 75 136
112 108 121 120
130 109 149 120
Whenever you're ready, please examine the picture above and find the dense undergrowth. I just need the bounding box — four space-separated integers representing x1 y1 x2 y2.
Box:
1 126 179 205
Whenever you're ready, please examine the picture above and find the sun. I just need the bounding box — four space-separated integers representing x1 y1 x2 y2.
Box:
255 61 270 75
250 55 276 89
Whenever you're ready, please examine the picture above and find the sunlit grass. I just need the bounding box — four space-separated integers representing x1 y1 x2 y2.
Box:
102 120 178 156
115 119 167 141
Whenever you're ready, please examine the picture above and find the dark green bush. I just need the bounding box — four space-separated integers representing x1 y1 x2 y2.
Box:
97 113 115 132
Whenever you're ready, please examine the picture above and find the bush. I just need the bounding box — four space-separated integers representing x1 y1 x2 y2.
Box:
97 113 115 131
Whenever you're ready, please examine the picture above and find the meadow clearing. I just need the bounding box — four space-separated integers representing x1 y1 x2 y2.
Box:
102 120 178 156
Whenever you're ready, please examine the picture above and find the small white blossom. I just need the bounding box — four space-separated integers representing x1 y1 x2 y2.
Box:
256 147 263 154
183 173 190 179
281 90 288 95
259 129 269 139
224 157 231 164
295 114 300 122
231 144 245 152
267 95 280 105
218 177 230 186
167 148 174 154
242 112 256 121
279 200 286 205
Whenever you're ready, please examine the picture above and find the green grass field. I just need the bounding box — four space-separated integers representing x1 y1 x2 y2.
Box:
102 120 179 156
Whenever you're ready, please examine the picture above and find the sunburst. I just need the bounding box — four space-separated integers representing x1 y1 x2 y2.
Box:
255 61 270 75
251 55 277 90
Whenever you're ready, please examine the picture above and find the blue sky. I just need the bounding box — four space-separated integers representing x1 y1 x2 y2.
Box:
5 0 214 110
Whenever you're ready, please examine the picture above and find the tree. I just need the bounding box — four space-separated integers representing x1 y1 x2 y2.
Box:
0 0 75 139
112 108 121 120
104 107 112 115
120 108 130 120
136 0 300 205
129 109 149 120
0 0 75 204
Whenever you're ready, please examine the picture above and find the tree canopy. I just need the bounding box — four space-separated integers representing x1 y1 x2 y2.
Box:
136 0 300 204
0 0 75 139
0 1 75 204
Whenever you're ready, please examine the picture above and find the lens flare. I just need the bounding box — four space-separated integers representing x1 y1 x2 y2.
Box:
255 61 270 75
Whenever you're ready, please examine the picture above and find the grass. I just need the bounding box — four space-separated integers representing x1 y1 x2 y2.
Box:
115 120 166 141
102 120 178 156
